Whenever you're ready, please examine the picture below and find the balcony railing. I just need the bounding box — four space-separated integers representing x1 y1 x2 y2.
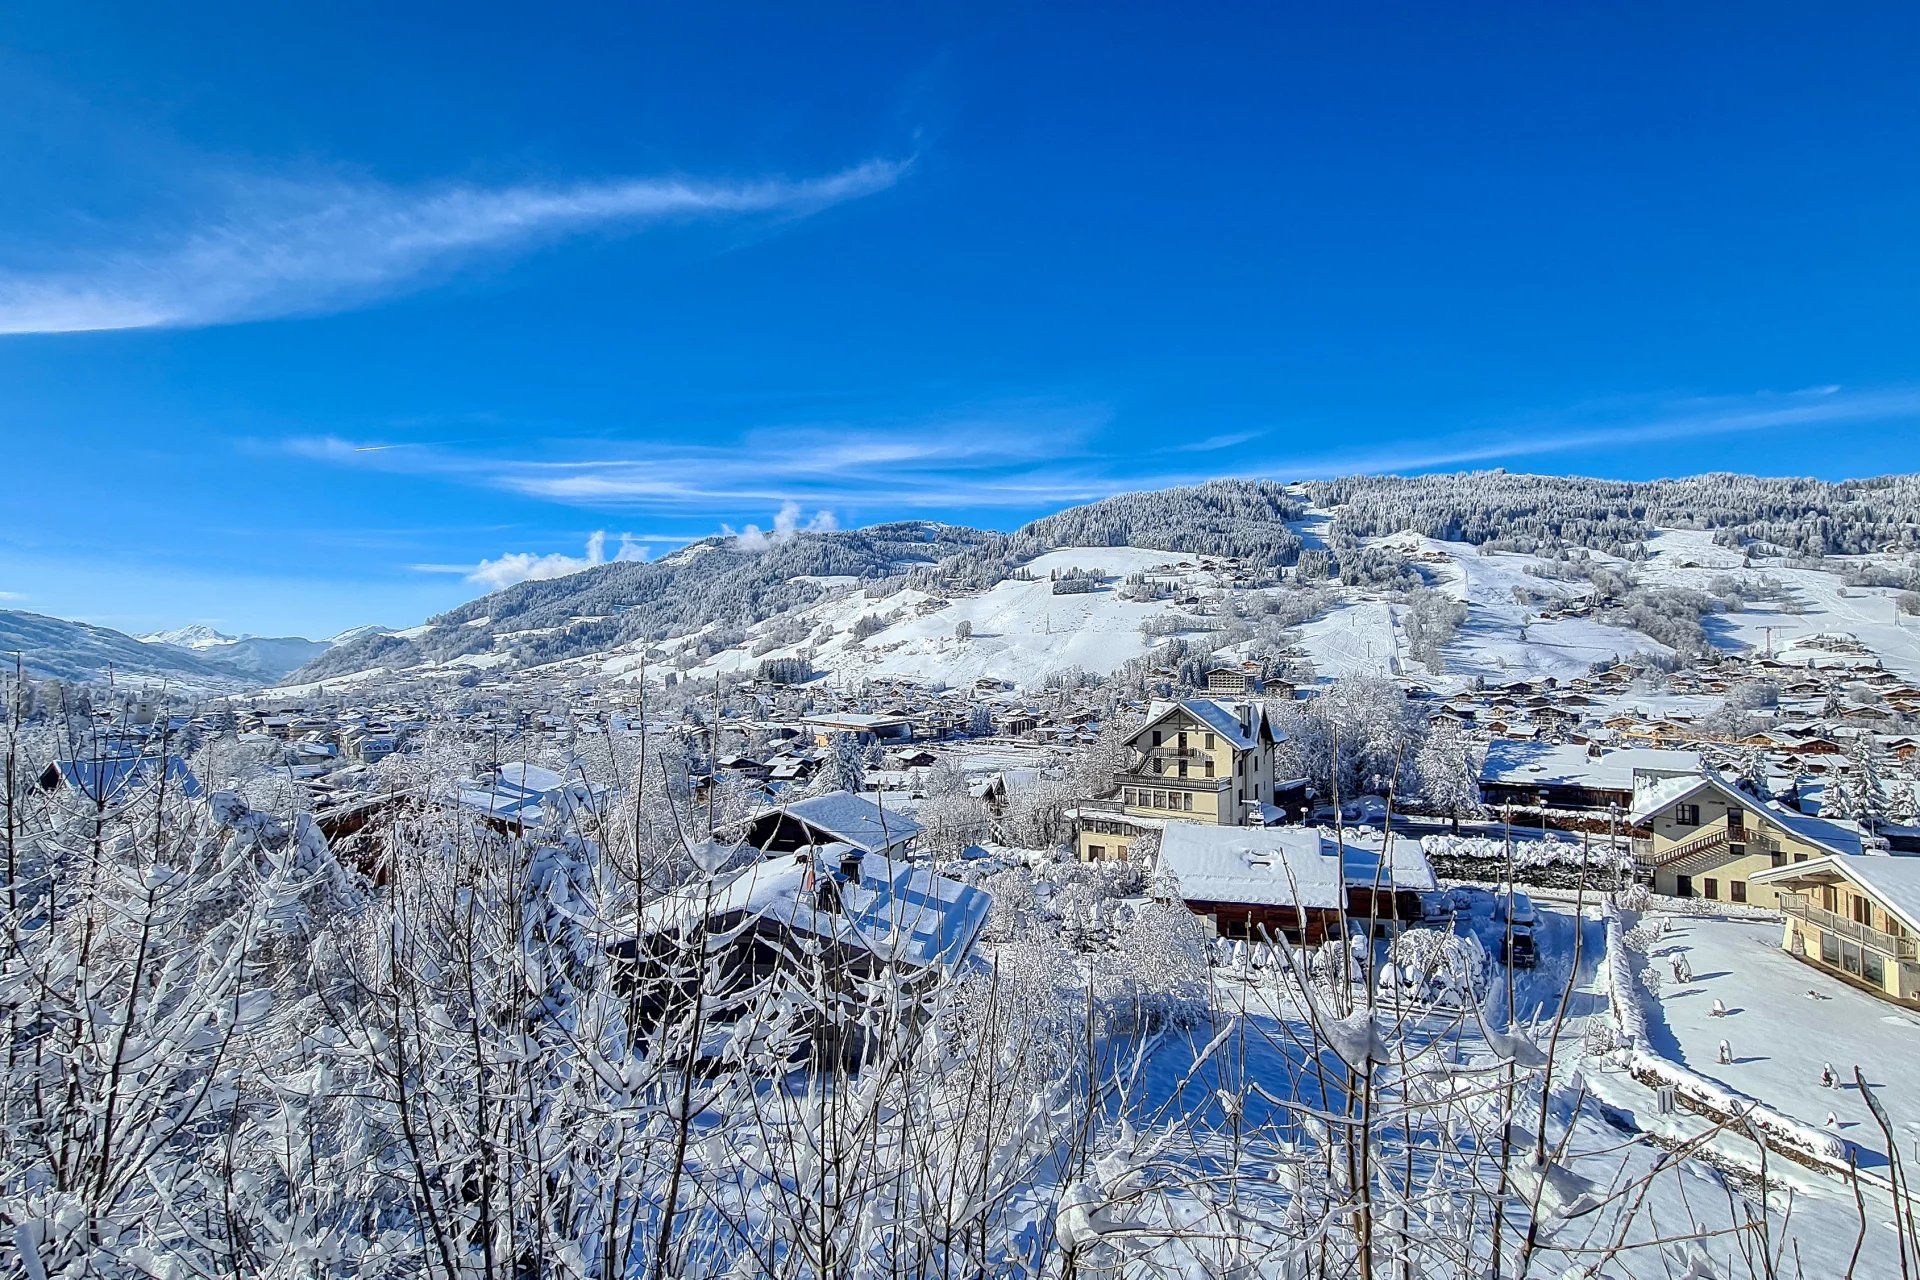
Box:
1781 893 1918 961
1636 818 1785 870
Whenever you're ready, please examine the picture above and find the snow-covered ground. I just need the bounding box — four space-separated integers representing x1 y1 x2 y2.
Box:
1416 537 1675 683
1638 912 1920 1171
1641 529 1920 681
1292 598 1405 680
691 546 1214 688
1131 906 1906 1275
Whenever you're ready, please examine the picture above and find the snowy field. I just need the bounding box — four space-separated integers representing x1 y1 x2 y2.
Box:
694 546 1213 687
1637 912 1920 1171
1641 529 1920 682
1291 598 1405 680
1417 537 1677 684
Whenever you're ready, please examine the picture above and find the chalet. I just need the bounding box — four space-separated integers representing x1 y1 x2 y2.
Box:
1073 699 1285 862
1157 824 1345 942
1751 855 1920 1003
1629 769 1869 907
1204 665 1254 695
1156 824 1437 943
740 790 924 860
618 843 991 1056
1478 741 1700 814
458 763 607 833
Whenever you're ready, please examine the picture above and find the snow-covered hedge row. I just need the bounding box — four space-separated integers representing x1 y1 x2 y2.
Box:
1625 1051 1848 1165
1602 902 1648 1051
1421 834 1633 874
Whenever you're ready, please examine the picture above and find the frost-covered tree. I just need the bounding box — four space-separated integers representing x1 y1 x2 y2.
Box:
1415 719 1485 832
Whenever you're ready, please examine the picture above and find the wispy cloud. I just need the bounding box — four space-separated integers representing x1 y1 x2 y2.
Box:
0 590 25 602
413 529 652 592
1165 430 1261 453
288 384 1920 545
0 160 907 335
283 402 1118 512
1260 385 1920 479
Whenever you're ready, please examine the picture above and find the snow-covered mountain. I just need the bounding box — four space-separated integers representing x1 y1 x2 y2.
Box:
141 623 246 649
2 609 251 693
138 626 334 683
277 471 1920 696
290 521 995 686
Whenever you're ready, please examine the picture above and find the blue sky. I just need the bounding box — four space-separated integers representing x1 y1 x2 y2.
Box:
2 4 1917 639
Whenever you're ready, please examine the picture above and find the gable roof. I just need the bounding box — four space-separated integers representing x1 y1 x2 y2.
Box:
638 845 989 969
1159 824 1344 908
752 790 925 854
1140 698 1280 752
44 754 202 805
1629 768 1867 858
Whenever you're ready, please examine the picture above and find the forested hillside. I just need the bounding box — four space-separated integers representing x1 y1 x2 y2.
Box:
294 521 991 681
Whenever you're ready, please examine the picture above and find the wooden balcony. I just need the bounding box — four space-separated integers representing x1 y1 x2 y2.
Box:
1781 893 1918 961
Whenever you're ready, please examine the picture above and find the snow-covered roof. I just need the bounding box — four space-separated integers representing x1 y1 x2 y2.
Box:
638 846 990 969
495 762 568 794
756 790 925 854
1334 831 1440 893
1629 768 1867 857
46 753 202 804
1142 698 1279 751
1480 740 1701 792
1157 824 1345 909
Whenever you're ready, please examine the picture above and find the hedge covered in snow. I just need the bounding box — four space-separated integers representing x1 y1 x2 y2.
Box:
1421 833 1634 887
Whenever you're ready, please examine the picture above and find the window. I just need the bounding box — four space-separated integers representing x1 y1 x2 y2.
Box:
1151 730 1162 746
1675 803 1701 827
1088 844 1105 860
1703 878 1719 901
1730 881 1747 904
1183 792 1194 812
1865 950 1887 988
1675 875 1694 898
1204 759 1215 778
1204 733 1215 749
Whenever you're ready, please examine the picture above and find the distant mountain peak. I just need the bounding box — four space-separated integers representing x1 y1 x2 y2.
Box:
142 624 249 649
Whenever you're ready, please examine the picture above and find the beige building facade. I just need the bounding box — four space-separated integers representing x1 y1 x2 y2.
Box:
1075 699 1281 862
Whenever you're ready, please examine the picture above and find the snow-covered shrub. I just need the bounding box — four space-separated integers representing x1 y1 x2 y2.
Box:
1379 928 1489 1006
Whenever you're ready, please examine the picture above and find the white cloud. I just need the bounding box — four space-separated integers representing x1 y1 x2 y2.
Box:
0 160 906 335
284 404 1115 513
724 501 839 550
421 530 650 592
0 590 24 601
